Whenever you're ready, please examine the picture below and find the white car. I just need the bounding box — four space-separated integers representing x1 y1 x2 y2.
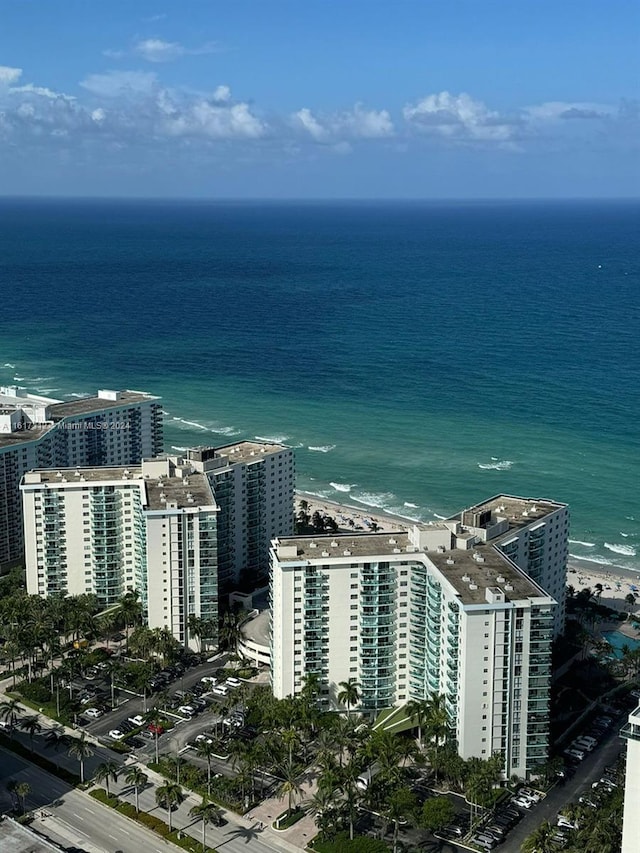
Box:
519 788 542 803
128 715 145 727
557 816 578 830
108 729 124 740
225 677 241 688
200 676 217 686
511 796 533 809
195 734 213 744
178 705 195 716
85 708 103 719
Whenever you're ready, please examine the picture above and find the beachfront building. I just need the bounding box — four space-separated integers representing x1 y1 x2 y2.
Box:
270 520 556 779
0 386 163 571
449 496 569 638
21 456 219 649
21 441 295 649
620 703 640 852
185 442 295 592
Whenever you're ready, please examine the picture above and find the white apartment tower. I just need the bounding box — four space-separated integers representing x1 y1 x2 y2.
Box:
450 496 569 638
621 703 640 853
0 387 163 571
22 457 219 650
21 441 295 649
271 511 558 779
185 443 295 592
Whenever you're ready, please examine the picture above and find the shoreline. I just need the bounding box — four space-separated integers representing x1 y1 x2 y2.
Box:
295 492 640 616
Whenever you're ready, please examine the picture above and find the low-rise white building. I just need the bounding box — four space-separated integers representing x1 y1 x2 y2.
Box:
271 518 556 779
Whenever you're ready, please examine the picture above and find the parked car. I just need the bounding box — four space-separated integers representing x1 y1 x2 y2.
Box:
128 715 145 726
84 708 103 719
178 705 195 716
212 685 229 697
226 677 241 688
563 748 585 761
512 796 534 809
471 832 497 849
520 787 543 802
557 816 579 830
201 676 217 685
108 729 124 740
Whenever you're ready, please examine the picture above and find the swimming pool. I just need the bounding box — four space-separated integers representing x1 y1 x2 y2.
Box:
602 630 640 659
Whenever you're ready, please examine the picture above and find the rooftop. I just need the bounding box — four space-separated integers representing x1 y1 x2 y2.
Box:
188 441 290 469
22 463 216 511
49 389 160 418
273 529 551 606
455 494 566 535
0 818 64 853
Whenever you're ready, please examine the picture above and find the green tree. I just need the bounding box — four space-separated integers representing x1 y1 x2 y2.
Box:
94 760 120 797
67 732 94 784
277 763 304 815
15 780 30 814
196 740 217 796
18 713 42 752
155 781 184 832
125 766 148 813
521 820 558 853
190 799 224 851
0 698 22 739
385 787 417 853
419 796 455 832
337 679 361 717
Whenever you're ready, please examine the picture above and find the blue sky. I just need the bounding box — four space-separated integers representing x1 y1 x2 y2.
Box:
0 0 637 197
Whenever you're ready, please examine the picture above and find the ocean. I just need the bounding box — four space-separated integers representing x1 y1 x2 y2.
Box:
1 198 639 572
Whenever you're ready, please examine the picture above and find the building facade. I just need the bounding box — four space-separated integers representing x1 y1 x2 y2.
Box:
21 441 295 650
621 703 640 853
22 456 219 649
186 442 295 592
0 387 163 571
451 495 569 638
270 514 557 779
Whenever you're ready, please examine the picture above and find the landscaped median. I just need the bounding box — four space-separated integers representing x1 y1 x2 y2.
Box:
89 787 212 852
272 807 305 830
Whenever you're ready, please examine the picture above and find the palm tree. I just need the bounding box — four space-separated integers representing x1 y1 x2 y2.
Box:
196 740 217 795
625 593 637 620
125 766 148 813
303 786 339 827
337 679 361 717
145 708 164 763
277 763 304 816
18 713 41 752
521 820 557 853
406 699 430 748
45 726 70 769
190 799 224 851
67 732 94 784
0 698 21 739
94 760 120 796
155 781 184 833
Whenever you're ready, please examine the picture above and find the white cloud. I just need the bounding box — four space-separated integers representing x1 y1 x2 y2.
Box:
0 66 22 86
403 91 515 142
213 85 231 103
102 38 220 63
80 70 158 98
91 108 106 123
524 101 614 122
293 103 394 143
164 99 266 139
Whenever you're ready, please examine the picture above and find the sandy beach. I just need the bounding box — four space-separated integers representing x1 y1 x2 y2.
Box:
295 492 640 618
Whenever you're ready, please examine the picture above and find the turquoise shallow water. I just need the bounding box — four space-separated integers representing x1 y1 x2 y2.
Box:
1 198 639 571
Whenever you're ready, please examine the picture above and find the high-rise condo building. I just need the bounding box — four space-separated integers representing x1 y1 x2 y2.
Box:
449 496 569 638
0 387 163 571
22 457 218 649
21 441 295 649
621 702 640 852
185 443 295 592
271 500 562 779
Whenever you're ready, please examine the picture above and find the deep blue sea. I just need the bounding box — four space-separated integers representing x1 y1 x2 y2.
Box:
1 198 639 571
